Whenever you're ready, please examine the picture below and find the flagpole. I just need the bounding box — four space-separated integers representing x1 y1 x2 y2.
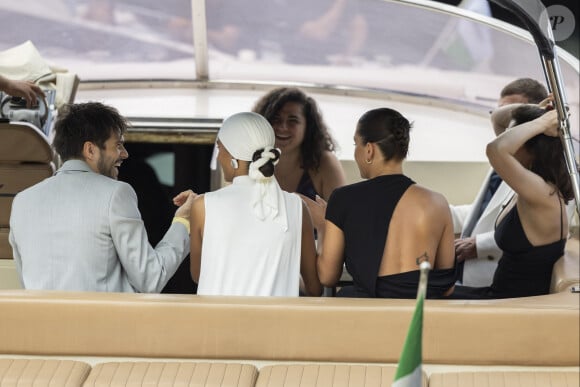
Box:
541 49 580 215
488 0 580 214
416 260 432 301
392 259 431 387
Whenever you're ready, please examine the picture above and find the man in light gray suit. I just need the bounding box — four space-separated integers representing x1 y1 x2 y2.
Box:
451 78 549 286
9 102 196 292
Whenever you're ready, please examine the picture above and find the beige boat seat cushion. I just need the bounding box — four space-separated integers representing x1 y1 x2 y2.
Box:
0 163 54 228
429 371 580 387
0 122 55 260
0 228 11 259
0 358 91 387
255 364 427 387
0 122 53 163
83 362 258 387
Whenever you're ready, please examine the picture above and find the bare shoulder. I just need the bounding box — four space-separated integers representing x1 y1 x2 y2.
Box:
317 151 343 173
310 151 346 199
406 184 450 212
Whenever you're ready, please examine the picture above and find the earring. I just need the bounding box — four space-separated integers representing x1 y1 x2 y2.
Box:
230 159 239 169
365 159 372 164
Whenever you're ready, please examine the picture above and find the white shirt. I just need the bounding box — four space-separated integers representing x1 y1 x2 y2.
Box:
197 176 302 296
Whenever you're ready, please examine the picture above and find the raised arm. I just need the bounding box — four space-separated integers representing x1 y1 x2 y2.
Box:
490 103 523 136
486 109 559 205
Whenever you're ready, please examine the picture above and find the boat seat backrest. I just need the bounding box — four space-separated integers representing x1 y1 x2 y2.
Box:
0 163 54 227
0 291 577 367
0 122 55 259
0 122 53 164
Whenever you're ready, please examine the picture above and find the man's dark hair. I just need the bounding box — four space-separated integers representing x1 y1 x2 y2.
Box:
53 102 129 161
500 78 548 104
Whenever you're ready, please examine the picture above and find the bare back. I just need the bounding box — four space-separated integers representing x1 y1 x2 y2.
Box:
378 184 455 276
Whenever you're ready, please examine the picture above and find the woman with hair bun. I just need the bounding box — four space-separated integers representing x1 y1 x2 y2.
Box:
187 112 322 296
315 107 457 298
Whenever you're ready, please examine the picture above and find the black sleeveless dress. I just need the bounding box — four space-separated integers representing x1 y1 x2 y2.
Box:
296 171 318 200
452 202 565 299
325 174 457 299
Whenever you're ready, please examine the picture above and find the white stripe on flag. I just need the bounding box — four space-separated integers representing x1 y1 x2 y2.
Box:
392 366 422 387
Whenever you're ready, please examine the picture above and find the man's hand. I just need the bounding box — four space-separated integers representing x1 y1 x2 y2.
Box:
454 237 477 262
537 93 554 109
0 77 45 108
173 189 198 219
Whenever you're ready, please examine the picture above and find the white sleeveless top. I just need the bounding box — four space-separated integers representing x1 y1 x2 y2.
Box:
197 176 302 296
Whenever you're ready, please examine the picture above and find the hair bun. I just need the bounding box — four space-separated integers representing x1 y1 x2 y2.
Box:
250 147 281 180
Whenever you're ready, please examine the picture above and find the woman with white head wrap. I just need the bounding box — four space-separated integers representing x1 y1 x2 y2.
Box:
189 112 322 297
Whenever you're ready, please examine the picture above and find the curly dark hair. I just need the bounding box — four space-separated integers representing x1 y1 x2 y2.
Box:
252 87 336 171
53 102 129 161
356 107 412 161
512 105 576 202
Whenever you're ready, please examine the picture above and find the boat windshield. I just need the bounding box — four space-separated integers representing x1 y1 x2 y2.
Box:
1 0 577 110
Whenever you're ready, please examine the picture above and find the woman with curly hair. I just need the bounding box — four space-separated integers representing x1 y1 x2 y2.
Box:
252 87 346 201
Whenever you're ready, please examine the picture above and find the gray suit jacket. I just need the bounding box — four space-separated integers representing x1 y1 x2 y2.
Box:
9 160 189 292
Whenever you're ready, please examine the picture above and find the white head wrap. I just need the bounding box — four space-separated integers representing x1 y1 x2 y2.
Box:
218 112 288 231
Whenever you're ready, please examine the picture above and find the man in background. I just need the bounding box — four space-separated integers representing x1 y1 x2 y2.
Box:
451 78 548 286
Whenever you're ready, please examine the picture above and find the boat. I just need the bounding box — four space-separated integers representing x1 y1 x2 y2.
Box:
0 1 578 385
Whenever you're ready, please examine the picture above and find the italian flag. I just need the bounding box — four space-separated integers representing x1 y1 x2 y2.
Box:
392 293 424 387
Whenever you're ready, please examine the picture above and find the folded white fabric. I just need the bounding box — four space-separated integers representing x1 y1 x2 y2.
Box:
0 40 52 83
218 112 288 231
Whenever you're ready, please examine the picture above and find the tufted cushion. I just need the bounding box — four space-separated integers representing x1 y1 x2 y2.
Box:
83 362 258 387
0 358 90 387
429 371 580 387
256 364 427 387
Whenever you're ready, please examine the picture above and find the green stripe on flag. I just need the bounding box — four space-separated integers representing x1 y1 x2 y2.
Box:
392 294 424 386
